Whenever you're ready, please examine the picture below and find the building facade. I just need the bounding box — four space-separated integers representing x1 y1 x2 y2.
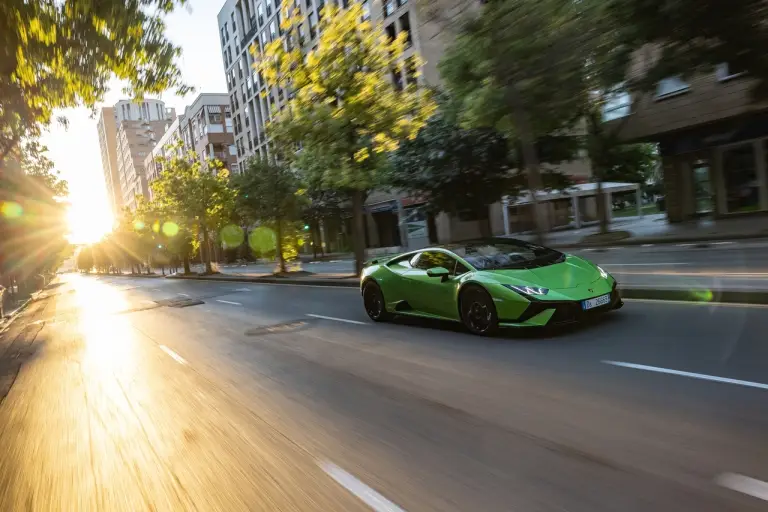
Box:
144 93 237 195
612 49 768 222
97 99 176 215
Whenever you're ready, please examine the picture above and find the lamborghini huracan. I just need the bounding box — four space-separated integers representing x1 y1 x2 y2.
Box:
360 238 622 335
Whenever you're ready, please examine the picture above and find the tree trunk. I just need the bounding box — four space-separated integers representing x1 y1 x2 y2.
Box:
506 87 547 244
202 229 213 274
596 178 609 234
351 190 366 276
312 222 319 259
183 254 191 274
275 219 286 274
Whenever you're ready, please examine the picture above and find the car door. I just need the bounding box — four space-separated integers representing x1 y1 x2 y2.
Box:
402 250 461 319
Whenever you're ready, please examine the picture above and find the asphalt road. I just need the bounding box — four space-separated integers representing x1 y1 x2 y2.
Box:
1 274 767 510
209 240 768 290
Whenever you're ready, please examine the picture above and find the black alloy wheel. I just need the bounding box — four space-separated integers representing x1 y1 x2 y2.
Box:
363 282 393 322
460 286 499 335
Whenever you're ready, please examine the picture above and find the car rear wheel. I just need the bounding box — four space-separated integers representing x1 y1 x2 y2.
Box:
460 285 499 336
363 281 393 322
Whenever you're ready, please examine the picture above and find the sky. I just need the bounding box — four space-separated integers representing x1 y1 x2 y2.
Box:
43 0 228 243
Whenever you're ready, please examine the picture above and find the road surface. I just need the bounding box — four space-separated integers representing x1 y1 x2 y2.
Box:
0 274 767 510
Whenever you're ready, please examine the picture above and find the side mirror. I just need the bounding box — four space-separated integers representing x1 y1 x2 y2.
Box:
426 266 450 279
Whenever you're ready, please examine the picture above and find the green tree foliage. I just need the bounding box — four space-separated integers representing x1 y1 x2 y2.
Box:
256 2 436 274
0 138 69 290
76 246 93 273
610 0 768 97
389 112 574 236
150 151 236 274
0 0 191 163
233 158 301 273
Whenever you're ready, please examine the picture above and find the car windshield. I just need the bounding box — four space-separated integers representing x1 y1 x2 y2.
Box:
450 240 564 270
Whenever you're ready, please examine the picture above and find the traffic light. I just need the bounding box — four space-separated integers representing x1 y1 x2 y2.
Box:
303 224 310 231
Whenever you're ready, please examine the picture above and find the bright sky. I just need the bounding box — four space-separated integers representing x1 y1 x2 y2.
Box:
44 1 227 244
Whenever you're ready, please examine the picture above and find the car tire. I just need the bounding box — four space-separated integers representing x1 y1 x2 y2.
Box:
460 285 499 336
363 281 393 322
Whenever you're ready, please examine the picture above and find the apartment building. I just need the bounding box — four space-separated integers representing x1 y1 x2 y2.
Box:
97 99 176 215
611 50 768 222
144 93 237 195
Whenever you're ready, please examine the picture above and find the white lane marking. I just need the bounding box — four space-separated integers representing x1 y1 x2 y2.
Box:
177 293 190 297
641 244 654 247
712 241 735 245
320 461 406 512
603 361 768 390
160 345 187 365
235 288 251 292
716 473 768 501
307 314 367 325
623 298 768 309
600 263 689 266
216 299 242 306
151 288 161 291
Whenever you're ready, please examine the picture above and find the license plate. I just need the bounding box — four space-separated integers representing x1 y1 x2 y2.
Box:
581 293 611 310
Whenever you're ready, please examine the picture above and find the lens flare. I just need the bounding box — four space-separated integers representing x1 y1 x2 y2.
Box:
249 226 276 253
162 221 180 237
133 220 145 230
1 201 23 219
221 224 245 248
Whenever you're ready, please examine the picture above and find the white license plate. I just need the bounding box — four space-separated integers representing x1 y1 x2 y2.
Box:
581 293 611 310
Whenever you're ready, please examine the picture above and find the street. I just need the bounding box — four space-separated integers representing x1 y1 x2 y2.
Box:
212 240 768 290
0 274 767 510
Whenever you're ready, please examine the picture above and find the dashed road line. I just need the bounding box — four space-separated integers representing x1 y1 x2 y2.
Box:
177 293 190 297
159 345 187 365
716 473 768 501
320 461 406 512
307 314 367 325
603 360 768 390
216 300 242 306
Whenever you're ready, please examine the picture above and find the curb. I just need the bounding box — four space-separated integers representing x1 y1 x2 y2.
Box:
0 292 42 335
618 287 768 305
555 233 768 250
166 274 360 287
166 274 766 305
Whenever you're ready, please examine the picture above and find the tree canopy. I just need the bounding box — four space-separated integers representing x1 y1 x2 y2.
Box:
1 0 191 163
256 2 435 274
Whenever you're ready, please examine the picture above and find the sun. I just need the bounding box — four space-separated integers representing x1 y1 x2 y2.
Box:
67 203 113 244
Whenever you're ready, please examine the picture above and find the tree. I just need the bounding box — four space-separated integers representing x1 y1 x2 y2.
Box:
233 158 301 273
439 0 589 243
0 0 191 165
256 2 435 275
389 110 575 237
76 247 93 273
609 0 768 98
0 137 69 290
150 151 236 274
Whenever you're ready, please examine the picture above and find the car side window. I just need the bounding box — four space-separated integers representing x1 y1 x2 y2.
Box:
414 251 456 272
454 261 470 276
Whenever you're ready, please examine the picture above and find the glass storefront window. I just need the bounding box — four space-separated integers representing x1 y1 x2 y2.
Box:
722 144 760 212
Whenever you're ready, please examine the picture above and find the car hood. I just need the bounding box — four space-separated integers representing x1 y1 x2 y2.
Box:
481 255 600 290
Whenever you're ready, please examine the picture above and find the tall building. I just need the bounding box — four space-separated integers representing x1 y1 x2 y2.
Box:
144 93 237 195
96 99 176 215
216 0 421 164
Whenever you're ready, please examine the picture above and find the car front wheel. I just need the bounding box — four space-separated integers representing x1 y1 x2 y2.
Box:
460 285 499 336
363 281 393 322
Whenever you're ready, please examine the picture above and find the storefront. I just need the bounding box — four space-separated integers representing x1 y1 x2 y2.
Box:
659 113 768 221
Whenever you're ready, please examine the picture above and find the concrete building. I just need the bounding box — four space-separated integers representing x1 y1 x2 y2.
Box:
97 99 176 215
612 48 768 222
144 93 237 196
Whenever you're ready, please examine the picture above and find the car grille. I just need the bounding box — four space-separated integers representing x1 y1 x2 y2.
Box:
507 284 621 325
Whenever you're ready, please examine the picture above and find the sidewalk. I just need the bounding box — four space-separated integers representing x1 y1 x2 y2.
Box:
516 213 768 247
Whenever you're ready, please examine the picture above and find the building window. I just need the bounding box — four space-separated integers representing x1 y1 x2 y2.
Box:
397 0 407 6
317 0 325 17
266 0 272 16
602 84 631 121
399 12 412 47
361 0 370 20
723 144 761 213
716 63 747 82
385 23 395 43
308 14 317 38
405 56 417 86
383 0 395 17
231 12 237 32
261 30 268 48
269 21 277 40
391 67 403 91
656 76 690 98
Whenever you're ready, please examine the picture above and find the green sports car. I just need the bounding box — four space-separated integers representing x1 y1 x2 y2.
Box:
360 238 622 335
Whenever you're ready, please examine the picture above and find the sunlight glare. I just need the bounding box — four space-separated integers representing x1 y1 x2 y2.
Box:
67 202 113 244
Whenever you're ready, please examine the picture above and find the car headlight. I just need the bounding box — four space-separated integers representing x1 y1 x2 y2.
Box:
503 284 549 296
597 265 608 279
